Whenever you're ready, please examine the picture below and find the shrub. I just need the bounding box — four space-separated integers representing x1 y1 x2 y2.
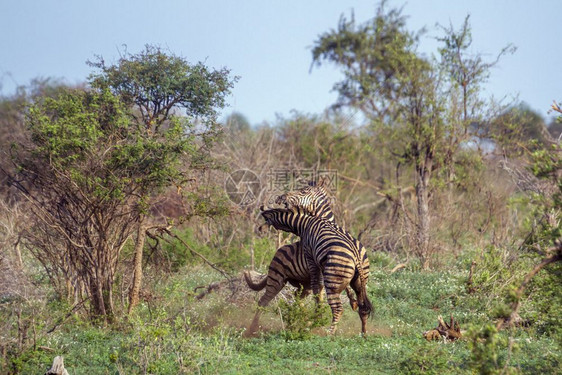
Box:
277 292 331 340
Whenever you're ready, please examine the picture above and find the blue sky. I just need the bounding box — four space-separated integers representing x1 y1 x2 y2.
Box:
1 0 560 125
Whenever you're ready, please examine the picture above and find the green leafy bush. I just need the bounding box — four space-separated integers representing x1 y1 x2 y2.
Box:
277 292 331 340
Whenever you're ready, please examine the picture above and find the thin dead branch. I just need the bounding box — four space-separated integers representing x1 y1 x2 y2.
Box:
46 297 90 334
390 263 407 274
162 229 232 280
193 275 246 301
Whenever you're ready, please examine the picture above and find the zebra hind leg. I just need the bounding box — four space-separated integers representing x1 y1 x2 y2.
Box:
246 277 287 336
306 258 324 305
326 289 344 335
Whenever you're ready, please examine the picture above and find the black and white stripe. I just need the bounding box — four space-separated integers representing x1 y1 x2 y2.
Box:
261 206 373 335
245 181 358 332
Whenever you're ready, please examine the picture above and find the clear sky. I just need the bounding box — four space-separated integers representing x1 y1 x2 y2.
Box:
1 0 560 125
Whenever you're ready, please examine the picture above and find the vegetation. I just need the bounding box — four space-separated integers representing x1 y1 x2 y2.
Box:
311 5 515 268
1 46 235 321
1 2 561 374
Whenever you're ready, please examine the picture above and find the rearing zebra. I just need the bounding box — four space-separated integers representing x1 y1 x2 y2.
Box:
244 242 358 312
244 180 357 334
277 179 371 288
260 205 373 335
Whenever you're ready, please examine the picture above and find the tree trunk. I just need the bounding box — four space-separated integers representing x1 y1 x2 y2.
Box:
128 218 147 314
104 277 115 320
90 275 106 318
14 237 23 269
415 154 432 269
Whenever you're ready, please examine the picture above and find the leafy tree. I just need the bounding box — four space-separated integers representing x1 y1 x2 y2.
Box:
311 3 417 122
501 100 562 332
311 3 513 268
0 78 71 191
8 89 139 318
491 103 553 156
88 45 235 313
5 47 235 320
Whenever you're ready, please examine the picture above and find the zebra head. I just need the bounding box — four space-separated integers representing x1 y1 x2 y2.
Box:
275 178 333 220
260 206 307 236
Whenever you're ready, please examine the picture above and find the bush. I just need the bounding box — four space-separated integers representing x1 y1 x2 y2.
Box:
466 323 518 375
277 292 331 340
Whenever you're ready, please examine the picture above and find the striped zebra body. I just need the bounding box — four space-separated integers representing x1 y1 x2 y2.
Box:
260 206 373 335
244 241 358 309
244 241 311 301
277 180 369 274
245 182 357 334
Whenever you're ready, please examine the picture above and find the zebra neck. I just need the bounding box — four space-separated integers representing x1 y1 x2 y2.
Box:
321 210 334 222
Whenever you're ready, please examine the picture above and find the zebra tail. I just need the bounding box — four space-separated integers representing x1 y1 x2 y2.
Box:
357 260 374 319
363 285 374 319
244 271 268 291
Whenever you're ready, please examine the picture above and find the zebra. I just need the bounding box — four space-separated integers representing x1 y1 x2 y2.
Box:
244 181 357 334
276 179 371 297
244 242 358 310
244 242 313 301
260 205 373 335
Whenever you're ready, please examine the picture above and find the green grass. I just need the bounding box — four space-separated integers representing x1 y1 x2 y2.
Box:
3 265 561 374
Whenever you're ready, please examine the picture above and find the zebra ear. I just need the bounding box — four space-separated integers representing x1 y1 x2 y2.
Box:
317 176 327 187
307 180 317 187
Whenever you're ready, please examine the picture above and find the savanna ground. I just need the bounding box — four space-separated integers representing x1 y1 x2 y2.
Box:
2 242 561 374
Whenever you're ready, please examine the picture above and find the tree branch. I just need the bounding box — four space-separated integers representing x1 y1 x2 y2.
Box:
497 245 562 329
162 229 232 280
